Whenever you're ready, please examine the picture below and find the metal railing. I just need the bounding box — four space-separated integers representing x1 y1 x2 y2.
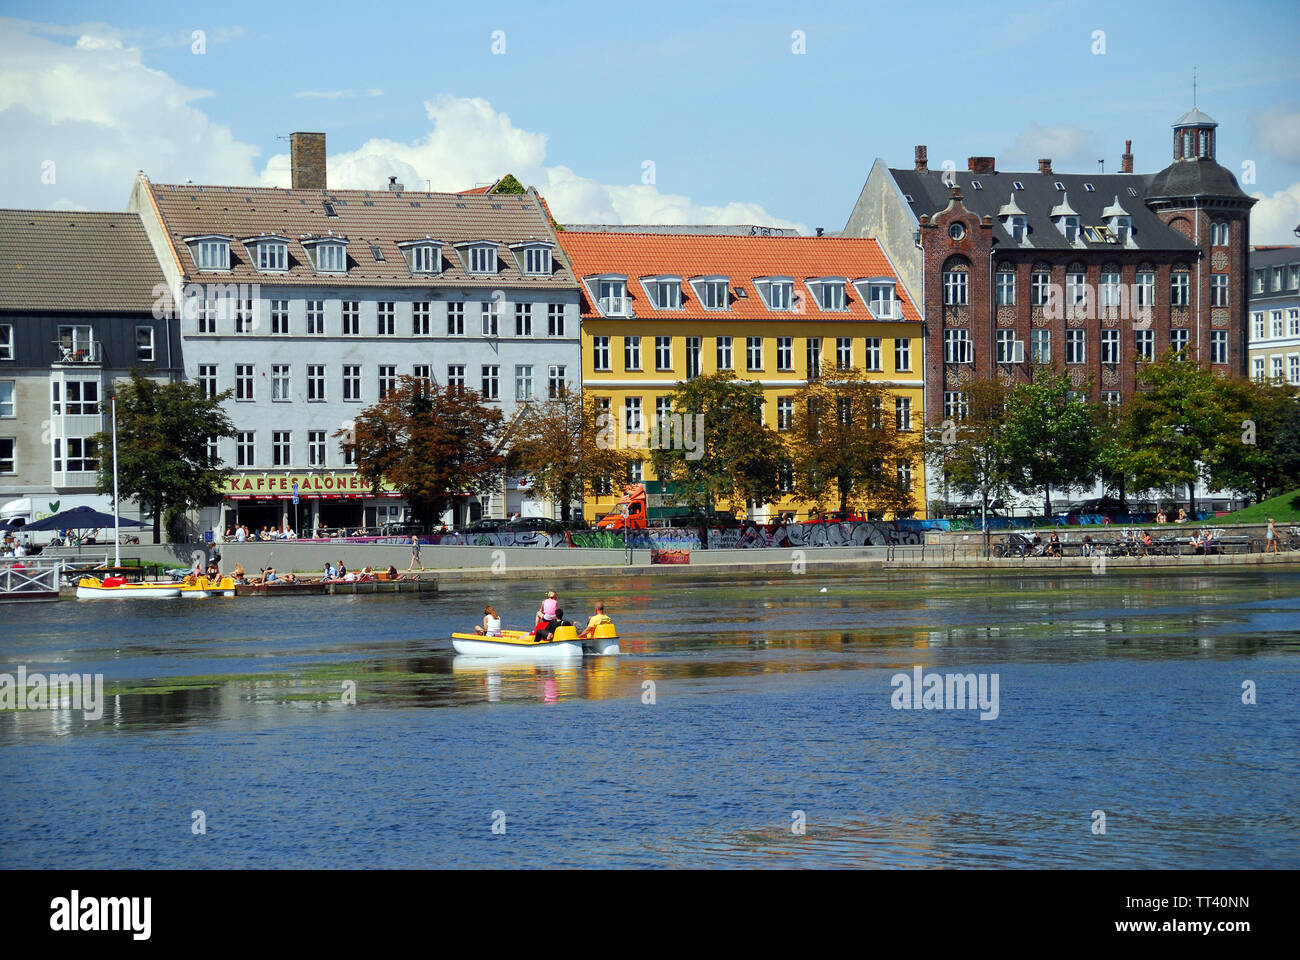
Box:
0 559 63 600
52 340 102 364
598 296 632 317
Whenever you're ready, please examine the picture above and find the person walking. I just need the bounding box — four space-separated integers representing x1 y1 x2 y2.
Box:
407 534 426 571
1266 517 1279 554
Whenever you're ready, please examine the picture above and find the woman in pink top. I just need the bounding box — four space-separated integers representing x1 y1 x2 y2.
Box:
530 591 559 637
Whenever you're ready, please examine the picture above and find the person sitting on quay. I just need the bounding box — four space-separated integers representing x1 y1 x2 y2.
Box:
324 562 338 581
336 559 347 579
1140 530 1155 554
1030 532 1045 557
232 562 247 583
1046 532 1062 557
473 605 503 636
280 571 298 584
357 565 375 582
234 526 248 543
1189 530 1204 554
1176 508 1189 524
1156 509 1168 524
578 602 613 640
1081 535 1094 558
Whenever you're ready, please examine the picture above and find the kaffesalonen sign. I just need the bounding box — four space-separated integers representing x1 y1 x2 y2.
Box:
222 472 396 497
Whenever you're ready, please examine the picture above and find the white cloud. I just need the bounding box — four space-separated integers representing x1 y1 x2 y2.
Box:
0 18 261 209
1003 123 1099 168
1253 106 1300 164
1251 182 1300 245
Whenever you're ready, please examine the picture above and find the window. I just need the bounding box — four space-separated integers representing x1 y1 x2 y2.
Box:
306 300 325 335
864 337 881 371
1065 269 1087 307
1060 217 1079 243
1101 329 1120 364
624 336 642 371
377 302 396 336
1113 218 1132 244
468 245 497 274
308 430 326 467
836 337 853 371
235 364 254 401
1102 392 1121 409
1211 274 1229 307
814 280 846 311
747 337 763 371
943 270 968 305
805 339 822 379
272 364 291 401
1134 270 1155 311
1272 311 1285 338
895 396 912 431
1135 329 1155 361
53 437 98 473
1253 269 1266 294
447 302 465 336
378 365 397 399
996 271 1016 306
515 302 532 337
0 324 11 360
943 328 972 364
1291 355 1300 385
943 391 968 420
257 241 287 272
272 431 291 467
1290 266 1300 291
481 365 499 400
312 243 346 273
197 364 217 399
995 330 1015 363
762 279 793 311
236 431 255 467
1210 222 1227 246
842 397 858 427
1290 308 1300 336
1030 329 1051 364
406 243 439 274
233 298 255 334
412 365 431 383
949 222 966 240
697 279 730 310
0 380 12 417
0 438 12 474
413 302 432 336
867 282 897 318
1066 329 1086 364
655 397 673 434
447 365 466 390
548 303 565 337
1210 330 1228 365
1254 357 1266 381
647 279 681 310
1170 329 1190 356
1031 270 1052 307
1099 271 1121 310
194 239 230 270
717 336 734 371
653 337 673 372
1272 356 1284 380
598 279 629 316
686 338 701 379
897 460 913 492
624 397 642 433
1253 313 1267 340
777 397 793 431
515 245 549 275
343 365 361 402
515 365 533 401
895 338 911 372
135 326 155 362
592 336 610 372
55 380 99 415
481 301 499 337
306 364 325 401
548 365 566 399
777 337 793 371
1006 216 1026 243
626 460 642 483
1272 267 1285 292
342 301 360 336
1170 271 1190 307
778 459 794 494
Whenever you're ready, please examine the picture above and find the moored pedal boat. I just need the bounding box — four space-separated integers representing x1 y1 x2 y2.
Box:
449 621 620 659
75 576 181 600
178 576 237 598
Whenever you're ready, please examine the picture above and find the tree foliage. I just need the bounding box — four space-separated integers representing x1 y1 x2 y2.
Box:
339 377 505 525
93 371 235 543
923 377 1015 524
1001 368 1098 517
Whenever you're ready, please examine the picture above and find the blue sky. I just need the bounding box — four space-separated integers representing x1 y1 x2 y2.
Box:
2 0 1299 239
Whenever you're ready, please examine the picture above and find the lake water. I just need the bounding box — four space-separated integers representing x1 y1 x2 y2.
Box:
2 568 1298 868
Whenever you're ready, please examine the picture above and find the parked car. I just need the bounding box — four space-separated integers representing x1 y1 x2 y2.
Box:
504 517 568 533
462 518 507 534
379 522 425 536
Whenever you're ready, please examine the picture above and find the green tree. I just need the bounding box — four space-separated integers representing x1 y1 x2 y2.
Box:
787 363 920 516
339 377 505 525
648 372 783 517
923 377 1015 539
506 386 634 523
1211 377 1300 501
1001 368 1098 518
93 371 235 543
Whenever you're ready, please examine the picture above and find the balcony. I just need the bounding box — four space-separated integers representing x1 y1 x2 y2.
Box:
869 301 901 320
53 340 101 365
598 296 632 318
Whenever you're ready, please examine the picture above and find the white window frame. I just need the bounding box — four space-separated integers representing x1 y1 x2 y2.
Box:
592 336 611 372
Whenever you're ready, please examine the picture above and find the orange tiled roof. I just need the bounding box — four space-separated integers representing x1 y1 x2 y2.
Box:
556 232 918 321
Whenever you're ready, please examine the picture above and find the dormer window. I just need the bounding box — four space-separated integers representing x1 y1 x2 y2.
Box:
863 279 897 319
755 277 795 311
459 243 499 275
691 277 731 311
185 235 233 271
641 276 682 310
243 235 289 273
1007 216 1026 242
998 195 1027 243
510 241 554 276
398 240 442 275
1100 196 1133 245
1050 195 1081 244
593 276 630 317
1062 218 1079 242
305 240 347 274
808 278 847 311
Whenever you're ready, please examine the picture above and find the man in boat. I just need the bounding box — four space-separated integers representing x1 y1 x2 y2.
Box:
578 602 613 640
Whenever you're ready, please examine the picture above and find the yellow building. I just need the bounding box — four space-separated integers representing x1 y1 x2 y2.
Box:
556 231 926 523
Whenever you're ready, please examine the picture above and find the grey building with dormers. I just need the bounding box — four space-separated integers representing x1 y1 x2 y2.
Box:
128 136 582 535
0 210 175 536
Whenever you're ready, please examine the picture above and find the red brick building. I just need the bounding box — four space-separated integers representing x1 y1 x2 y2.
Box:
843 107 1256 425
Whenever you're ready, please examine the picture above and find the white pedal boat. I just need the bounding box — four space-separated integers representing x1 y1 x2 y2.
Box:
450 622 620 659
76 576 181 599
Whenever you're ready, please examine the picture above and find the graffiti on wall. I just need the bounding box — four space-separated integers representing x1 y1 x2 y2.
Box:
705 521 924 549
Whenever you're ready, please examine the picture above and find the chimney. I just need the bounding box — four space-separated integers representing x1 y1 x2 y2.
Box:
290 132 326 190
1037 158 1053 175
387 175 404 193
914 145 928 171
967 156 995 174
1121 139 1134 174
816 226 824 237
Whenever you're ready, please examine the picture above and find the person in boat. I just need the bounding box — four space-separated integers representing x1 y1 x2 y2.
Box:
473 605 503 636
538 607 570 641
386 565 403 581
530 591 559 637
578 602 613 640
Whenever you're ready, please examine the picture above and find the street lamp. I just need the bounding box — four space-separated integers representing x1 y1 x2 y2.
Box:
111 393 121 569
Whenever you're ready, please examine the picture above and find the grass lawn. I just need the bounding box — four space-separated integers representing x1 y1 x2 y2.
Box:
1217 489 1300 525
